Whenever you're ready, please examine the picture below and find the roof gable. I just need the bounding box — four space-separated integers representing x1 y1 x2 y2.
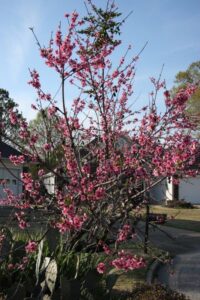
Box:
0 141 21 158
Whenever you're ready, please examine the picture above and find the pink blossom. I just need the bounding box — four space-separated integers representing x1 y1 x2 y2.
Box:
99 241 112 255
48 106 57 117
97 262 106 274
28 69 41 89
38 169 45 176
25 241 37 254
117 224 131 242
95 187 105 200
111 251 146 271
19 220 27 230
43 143 52 151
15 212 28 230
9 155 25 165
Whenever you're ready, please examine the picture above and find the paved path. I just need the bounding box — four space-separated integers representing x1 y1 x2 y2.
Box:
136 223 200 299
156 252 200 300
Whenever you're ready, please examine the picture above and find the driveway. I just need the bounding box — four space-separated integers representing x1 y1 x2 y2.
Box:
136 222 200 299
157 252 200 300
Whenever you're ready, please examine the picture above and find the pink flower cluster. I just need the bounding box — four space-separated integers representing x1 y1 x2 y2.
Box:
28 69 41 89
56 204 87 233
9 155 25 165
15 211 28 230
43 143 52 151
21 173 40 197
8 256 29 271
38 169 45 176
97 262 106 274
111 251 146 271
25 241 37 254
98 241 112 255
117 224 131 242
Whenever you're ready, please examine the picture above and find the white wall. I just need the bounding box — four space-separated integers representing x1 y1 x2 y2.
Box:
179 176 200 204
165 178 173 201
150 177 176 203
151 176 200 204
149 179 167 203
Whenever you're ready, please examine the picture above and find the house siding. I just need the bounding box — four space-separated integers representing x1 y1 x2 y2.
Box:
149 179 167 203
179 176 200 204
0 159 23 199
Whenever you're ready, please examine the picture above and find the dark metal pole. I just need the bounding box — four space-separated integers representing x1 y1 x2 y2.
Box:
144 203 149 254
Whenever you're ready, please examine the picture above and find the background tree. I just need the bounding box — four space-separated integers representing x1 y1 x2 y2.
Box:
0 88 24 145
29 108 64 171
172 61 200 128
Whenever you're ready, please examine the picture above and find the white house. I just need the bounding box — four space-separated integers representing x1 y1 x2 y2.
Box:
150 176 200 205
0 141 23 200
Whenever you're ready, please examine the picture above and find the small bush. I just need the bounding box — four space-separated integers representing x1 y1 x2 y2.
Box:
166 199 194 209
118 283 190 300
148 213 167 224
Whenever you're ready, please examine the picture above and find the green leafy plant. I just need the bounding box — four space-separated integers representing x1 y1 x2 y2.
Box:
166 199 194 209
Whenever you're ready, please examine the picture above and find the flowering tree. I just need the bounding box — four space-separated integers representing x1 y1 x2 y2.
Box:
0 1 199 298
28 108 63 170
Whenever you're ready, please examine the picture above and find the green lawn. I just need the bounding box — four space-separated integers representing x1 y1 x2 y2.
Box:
150 205 200 232
111 242 167 292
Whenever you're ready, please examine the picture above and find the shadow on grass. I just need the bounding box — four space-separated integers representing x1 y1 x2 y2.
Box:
165 219 200 232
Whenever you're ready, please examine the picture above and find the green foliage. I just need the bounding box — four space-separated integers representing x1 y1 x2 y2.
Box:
0 241 36 296
0 88 24 144
166 199 194 209
0 227 111 299
174 61 200 86
29 108 64 170
78 1 122 51
172 61 200 135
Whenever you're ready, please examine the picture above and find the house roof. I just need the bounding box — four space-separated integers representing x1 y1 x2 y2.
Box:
0 141 21 158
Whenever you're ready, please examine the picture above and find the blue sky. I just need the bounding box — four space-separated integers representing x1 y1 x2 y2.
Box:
0 0 200 120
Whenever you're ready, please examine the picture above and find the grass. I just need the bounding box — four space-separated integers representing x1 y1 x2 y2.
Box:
112 268 146 292
111 242 167 292
150 205 200 232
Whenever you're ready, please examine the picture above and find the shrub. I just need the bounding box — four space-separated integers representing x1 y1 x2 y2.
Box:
166 199 194 209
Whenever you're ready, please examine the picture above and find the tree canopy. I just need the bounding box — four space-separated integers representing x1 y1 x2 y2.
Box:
0 88 24 145
29 108 63 169
172 61 200 126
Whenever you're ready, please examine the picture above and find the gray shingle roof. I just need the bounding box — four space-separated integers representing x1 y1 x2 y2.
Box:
0 141 21 158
